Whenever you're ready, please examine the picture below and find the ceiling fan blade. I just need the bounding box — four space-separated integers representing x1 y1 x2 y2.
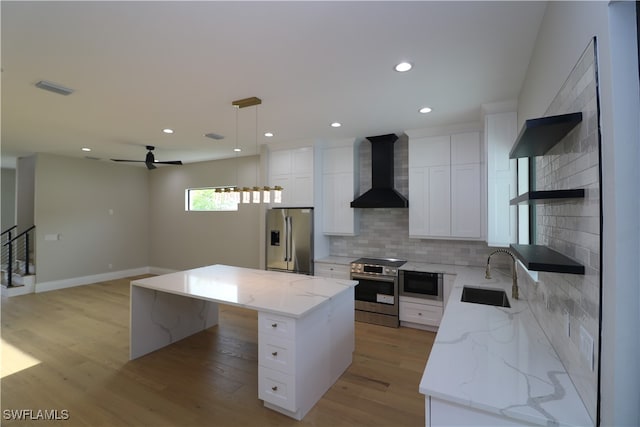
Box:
111 159 145 163
155 161 183 165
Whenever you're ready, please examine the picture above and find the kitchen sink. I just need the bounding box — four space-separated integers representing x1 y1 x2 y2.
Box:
461 286 511 308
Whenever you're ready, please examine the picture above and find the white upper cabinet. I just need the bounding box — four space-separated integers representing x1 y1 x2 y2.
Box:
321 140 359 236
484 111 517 247
269 147 314 207
409 132 483 240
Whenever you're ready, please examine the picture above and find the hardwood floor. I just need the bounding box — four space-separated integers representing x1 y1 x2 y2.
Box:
1 276 435 426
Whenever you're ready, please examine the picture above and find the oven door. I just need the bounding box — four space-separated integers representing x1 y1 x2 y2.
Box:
351 274 398 316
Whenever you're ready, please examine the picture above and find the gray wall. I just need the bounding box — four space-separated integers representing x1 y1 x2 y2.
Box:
16 156 35 231
517 2 640 426
148 155 262 271
34 154 150 284
1 168 16 230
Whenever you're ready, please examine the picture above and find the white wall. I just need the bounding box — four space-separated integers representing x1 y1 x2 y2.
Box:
34 154 150 286
517 2 640 425
148 155 262 271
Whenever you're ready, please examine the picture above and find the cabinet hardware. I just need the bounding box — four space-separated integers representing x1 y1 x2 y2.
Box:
272 386 278 391
271 323 278 328
272 351 278 357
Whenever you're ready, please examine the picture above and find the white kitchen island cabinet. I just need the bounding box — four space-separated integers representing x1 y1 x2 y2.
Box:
130 264 356 421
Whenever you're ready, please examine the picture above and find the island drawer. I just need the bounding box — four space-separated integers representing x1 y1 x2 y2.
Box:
259 335 295 375
399 301 443 326
258 367 297 413
259 312 296 340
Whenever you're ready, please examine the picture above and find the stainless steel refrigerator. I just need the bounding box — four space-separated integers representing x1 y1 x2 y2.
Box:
266 208 314 275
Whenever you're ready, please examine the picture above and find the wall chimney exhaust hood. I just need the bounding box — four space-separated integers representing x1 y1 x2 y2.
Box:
350 134 408 208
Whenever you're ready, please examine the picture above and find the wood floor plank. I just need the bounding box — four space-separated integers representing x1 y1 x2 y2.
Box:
1 276 435 426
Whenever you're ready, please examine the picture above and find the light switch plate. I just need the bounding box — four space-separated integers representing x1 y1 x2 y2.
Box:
579 325 594 371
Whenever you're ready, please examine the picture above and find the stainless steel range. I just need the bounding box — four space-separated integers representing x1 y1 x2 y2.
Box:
350 257 407 328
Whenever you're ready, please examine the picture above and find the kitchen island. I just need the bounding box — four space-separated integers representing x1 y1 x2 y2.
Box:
419 265 592 426
130 264 357 420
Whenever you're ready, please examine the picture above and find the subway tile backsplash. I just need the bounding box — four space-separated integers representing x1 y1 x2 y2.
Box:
330 208 507 267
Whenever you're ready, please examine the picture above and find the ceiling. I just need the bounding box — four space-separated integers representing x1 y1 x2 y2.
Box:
1 1 547 169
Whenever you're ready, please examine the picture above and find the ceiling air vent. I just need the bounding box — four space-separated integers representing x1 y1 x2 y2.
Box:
204 133 225 140
35 80 74 96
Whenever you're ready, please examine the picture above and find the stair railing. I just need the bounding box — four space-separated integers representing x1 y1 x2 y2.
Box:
2 225 35 287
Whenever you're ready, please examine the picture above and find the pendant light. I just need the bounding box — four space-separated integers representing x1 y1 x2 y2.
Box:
231 96 283 205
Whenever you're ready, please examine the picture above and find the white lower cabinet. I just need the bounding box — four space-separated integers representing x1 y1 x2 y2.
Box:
257 287 354 420
400 296 443 329
314 262 350 279
259 368 297 413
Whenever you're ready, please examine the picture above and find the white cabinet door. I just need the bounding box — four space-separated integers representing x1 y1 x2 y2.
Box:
321 142 358 235
428 166 451 237
485 112 517 247
409 167 428 237
409 166 451 237
409 132 482 240
411 135 450 168
451 163 481 238
269 147 314 207
451 132 481 165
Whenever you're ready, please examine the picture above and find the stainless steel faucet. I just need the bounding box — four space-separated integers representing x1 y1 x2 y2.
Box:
485 249 519 300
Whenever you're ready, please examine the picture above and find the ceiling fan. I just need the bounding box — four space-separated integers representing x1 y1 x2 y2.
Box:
111 145 182 170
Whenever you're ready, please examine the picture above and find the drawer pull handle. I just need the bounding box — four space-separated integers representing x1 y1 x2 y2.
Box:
271 323 278 328
418 312 422 316
272 351 278 357
272 386 278 392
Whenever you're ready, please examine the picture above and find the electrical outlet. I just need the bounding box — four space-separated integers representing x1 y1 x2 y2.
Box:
579 325 594 371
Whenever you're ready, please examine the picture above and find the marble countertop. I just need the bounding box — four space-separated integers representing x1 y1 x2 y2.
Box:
419 265 592 427
131 264 357 318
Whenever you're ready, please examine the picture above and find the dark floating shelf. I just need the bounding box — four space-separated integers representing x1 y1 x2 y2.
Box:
510 244 585 275
509 112 583 159
510 189 585 205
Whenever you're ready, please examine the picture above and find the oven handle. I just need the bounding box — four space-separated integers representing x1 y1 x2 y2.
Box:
350 274 396 283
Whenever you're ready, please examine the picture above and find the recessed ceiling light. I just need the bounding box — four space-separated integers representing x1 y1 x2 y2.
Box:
419 107 433 114
162 128 174 134
233 148 242 152
394 62 413 72
264 132 274 138
81 147 91 152
330 122 342 128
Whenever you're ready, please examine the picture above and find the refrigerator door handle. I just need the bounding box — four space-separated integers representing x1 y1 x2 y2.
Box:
285 216 291 262
287 216 293 262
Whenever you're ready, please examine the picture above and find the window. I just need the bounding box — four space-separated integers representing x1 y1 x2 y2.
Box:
185 187 238 212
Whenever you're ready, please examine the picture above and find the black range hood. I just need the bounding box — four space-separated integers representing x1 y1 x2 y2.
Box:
351 134 408 208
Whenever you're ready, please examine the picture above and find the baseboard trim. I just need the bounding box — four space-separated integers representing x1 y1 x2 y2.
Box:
148 266 179 276
36 267 152 293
